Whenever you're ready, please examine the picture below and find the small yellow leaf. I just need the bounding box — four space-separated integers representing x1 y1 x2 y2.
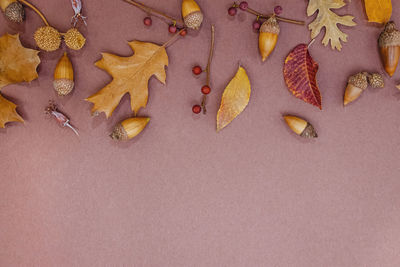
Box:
0 94 24 128
364 0 392 24
216 66 251 132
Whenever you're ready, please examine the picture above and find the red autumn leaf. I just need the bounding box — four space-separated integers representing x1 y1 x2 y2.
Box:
283 44 322 109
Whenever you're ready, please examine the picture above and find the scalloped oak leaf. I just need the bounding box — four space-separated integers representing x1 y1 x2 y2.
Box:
86 41 168 118
0 33 40 128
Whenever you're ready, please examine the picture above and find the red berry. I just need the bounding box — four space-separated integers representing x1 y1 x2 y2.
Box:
168 25 177 33
252 20 261 31
179 29 187 36
201 85 211 95
192 105 201 114
143 17 152 26
228 7 237 16
192 66 202 75
274 5 283 15
239 1 248 10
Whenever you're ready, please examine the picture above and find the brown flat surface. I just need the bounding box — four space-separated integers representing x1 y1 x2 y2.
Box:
1 0 400 266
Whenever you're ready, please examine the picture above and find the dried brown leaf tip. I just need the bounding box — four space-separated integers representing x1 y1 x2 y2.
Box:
284 115 318 139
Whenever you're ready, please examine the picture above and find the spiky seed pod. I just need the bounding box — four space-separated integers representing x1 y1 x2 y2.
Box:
367 73 384 88
259 16 280 62
1 0 24 23
53 52 74 96
283 115 318 138
64 28 86 50
344 72 368 106
379 22 400 77
181 0 203 30
34 26 61 52
110 117 150 141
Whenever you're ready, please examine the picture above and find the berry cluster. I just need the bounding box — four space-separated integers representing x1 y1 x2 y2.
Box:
191 65 211 114
143 16 187 36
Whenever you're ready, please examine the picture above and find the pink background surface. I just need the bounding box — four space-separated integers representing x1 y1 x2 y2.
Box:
1 0 400 266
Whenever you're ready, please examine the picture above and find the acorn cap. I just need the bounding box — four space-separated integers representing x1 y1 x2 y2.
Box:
4 1 24 23
367 73 384 88
64 28 86 50
53 79 74 96
260 16 280 35
379 22 400 47
348 72 368 90
34 26 61 52
182 0 203 30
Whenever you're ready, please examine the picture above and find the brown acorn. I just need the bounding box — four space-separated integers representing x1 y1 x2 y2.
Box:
378 22 400 77
181 0 203 30
259 16 280 62
344 72 368 106
34 26 61 52
110 117 150 141
53 52 74 96
0 0 24 23
283 115 317 138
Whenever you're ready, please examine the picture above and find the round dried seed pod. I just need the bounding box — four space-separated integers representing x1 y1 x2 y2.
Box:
64 28 86 50
4 1 24 23
367 73 384 88
34 26 61 52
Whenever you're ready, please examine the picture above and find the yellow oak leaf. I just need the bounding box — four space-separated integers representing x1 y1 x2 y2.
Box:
364 0 392 24
217 66 251 132
0 33 40 128
86 41 168 118
307 0 356 51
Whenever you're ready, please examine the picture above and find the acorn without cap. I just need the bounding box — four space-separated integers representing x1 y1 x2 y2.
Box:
283 115 317 138
53 52 74 96
259 16 280 62
110 117 150 141
181 0 203 30
379 22 400 77
0 0 24 23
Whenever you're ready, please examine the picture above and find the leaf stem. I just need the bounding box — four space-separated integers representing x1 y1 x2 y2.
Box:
18 0 49 26
233 3 305 25
201 25 215 114
123 0 183 27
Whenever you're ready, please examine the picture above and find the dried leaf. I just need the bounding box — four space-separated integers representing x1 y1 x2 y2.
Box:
283 44 322 109
396 84 400 90
86 41 168 118
364 0 392 24
307 0 356 50
0 33 40 128
217 66 251 132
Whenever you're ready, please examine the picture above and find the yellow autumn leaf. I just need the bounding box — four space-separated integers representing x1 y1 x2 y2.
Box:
364 0 392 24
0 94 24 128
216 66 251 132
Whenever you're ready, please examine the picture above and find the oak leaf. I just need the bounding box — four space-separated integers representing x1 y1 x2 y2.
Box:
307 0 356 51
87 41 168 117
217 66 251 132
364 0 392 24
283 44 322 109
0 33 40 128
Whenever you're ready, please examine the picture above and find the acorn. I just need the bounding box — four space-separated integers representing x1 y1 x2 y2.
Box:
53 52 74 96
367 73 384 88
259 16 280 62
378 22 400 77
64 28 86 50
1 0 24 23
110 117 150 141
344 72 368 106
34 26 61 52
181 0 203 30
283 115 317 138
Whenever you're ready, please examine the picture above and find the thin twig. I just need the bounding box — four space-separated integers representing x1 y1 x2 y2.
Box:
201 25 215 114
163 28 185 48
123 0 183 26
19 0 49 26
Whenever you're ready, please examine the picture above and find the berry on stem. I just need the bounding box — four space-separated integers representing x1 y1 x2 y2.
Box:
239 1 248 11
192 105 201 114
201 85 211 95
253 20 261 31
274 5 283 15
168 24 177 33
192 65 202 75
179 29 187 36
228 7 237 16
143 16 152 26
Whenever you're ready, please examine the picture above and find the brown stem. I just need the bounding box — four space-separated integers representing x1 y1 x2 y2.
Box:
124 0 183 27
201 25 215 115
233 3 305 25
19 0 49 26
162 28 185 48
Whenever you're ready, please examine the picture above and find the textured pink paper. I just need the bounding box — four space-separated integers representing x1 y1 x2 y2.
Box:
1 0 400 266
